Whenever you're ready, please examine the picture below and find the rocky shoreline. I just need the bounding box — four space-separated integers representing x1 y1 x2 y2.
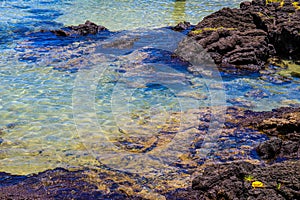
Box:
1 160 299 199
174 0 300 73
37 0 300 80
1 0 300 199
1 106 299 199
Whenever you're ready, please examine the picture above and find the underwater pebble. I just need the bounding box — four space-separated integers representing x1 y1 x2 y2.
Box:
280 99 300 107
227 98 254 108
194 140 203 149
209 83 224 90
177 91 208 100
244 89 268 98
260 74 291 84
6 123 17 129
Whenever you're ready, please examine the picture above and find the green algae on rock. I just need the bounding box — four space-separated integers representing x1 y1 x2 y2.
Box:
277 61 300 78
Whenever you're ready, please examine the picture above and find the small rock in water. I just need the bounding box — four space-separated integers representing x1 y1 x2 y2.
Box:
260 74 291 84
6 123 17 129
177 91 208 100
172 21 191 31
194 140 203 149
291 71 300 78
50 20 108 36
280 99 300 107
227 98 253 108
244 89 268 98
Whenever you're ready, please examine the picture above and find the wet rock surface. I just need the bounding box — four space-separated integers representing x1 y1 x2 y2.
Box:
238 107 300 140
49 20 108 36
0 168 145 200
175 0 300 72
238 106 300 161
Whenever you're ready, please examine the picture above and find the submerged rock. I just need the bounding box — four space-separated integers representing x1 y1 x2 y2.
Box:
174 0 300 73
244 89 269 98
227 97 254 108
50 20 108 36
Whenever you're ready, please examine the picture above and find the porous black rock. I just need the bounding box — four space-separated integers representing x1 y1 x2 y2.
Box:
50 20 107 36
192 161 300 199
174 0 300 73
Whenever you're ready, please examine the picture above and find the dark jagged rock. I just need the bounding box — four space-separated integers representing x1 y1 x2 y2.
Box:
172 21 191 31
239 107 300 140
174 0 300 72
255 136 299 161
67 20 107 35
3 161 299 199
192 161 300 200
234 106 300 160
256 137 283 159
0 168 145 200
50 20 107 36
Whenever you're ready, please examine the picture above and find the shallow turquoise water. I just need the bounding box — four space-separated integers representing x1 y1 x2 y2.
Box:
1 0 243 31
0 0 299 175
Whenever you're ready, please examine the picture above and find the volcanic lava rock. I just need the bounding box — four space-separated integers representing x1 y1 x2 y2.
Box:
238 106 300 160
256 137 283 159
239 107 300 139
172 21 192 31
50 20 107 36
192 160 300 200
175 0 300 72
0 168 145 200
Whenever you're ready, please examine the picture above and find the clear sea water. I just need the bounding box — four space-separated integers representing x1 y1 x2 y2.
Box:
0 0 299 175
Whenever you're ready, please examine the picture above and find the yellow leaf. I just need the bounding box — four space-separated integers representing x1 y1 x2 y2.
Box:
252 181 264 188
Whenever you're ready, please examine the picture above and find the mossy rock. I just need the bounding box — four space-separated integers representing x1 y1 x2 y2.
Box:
190 27 236 35
268 57 287 68
278 61 300 78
